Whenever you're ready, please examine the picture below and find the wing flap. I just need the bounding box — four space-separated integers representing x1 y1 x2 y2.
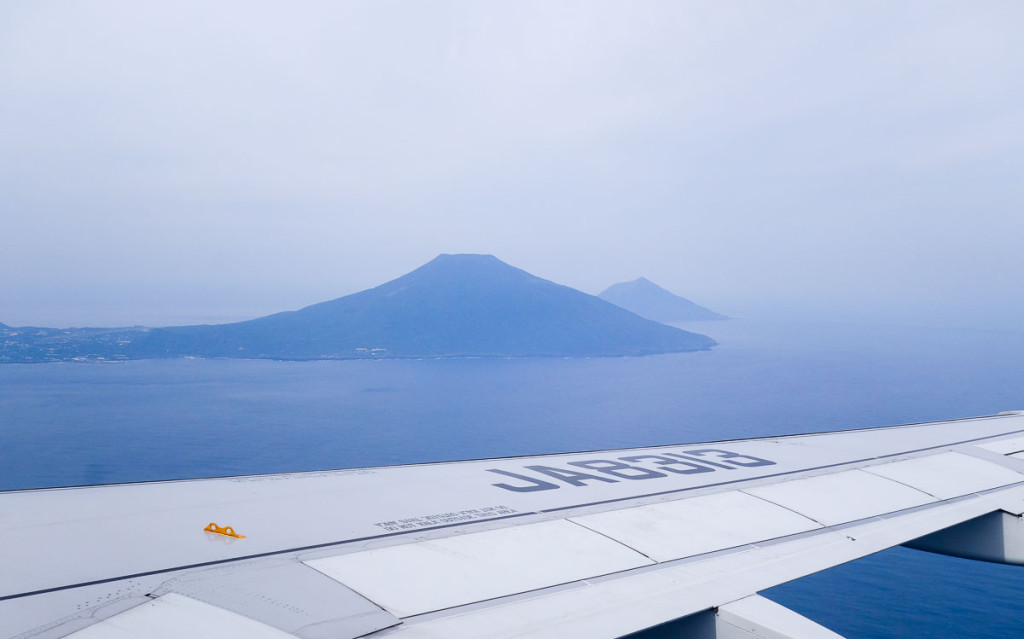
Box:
976 436 1024 455
716 594 847 639
151 559 400 639
304 519 652 618
386 489 1016 639
570 491 821 563
862 452 1024 499
741 470 935 526
65 593 298 639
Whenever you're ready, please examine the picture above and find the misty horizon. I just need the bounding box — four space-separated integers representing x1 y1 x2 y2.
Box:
0 252 730 329
2 2 1022 330
1 249 1018 331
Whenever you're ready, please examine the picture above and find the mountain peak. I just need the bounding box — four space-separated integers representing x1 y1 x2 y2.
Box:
387 253 540 292
419 253 511 272
599 278 727 323
628 276 661 289
409 253 524 276
431 253 502 263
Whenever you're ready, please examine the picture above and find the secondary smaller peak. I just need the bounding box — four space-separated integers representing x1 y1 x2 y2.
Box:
627 277 662 288
599 277 727 323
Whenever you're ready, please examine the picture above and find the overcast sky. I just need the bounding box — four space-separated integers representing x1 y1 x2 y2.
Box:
1 1 1022 328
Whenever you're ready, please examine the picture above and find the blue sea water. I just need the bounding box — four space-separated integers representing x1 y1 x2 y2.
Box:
1 319 1023 637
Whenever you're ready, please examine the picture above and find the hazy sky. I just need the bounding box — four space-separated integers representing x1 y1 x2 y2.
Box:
2 1 1022 328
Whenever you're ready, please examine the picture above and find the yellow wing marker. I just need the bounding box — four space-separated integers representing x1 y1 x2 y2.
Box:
204 522 245 539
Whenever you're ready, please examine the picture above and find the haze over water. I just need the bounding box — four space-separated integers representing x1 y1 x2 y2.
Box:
3 318 1023 637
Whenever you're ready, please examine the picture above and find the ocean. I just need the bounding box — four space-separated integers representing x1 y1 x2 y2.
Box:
2 318 1023 637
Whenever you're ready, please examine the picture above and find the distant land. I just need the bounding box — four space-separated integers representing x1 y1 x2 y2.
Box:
599 277 728 323
0 255 716 363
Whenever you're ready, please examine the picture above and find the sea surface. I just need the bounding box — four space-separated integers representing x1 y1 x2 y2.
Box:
2 319 1023 637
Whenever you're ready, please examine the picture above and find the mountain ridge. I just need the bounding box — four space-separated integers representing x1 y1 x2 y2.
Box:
1 255 716 362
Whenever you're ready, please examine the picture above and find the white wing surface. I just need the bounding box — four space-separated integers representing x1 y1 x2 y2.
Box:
4 412 1024 638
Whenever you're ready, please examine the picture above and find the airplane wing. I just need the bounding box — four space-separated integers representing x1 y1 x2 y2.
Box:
4 411 1024 638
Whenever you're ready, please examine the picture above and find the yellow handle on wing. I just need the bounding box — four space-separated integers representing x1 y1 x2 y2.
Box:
204 522 246 538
